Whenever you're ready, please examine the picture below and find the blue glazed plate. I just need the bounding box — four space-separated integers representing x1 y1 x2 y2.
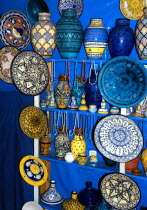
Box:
94 115 143 162
98 56 147 108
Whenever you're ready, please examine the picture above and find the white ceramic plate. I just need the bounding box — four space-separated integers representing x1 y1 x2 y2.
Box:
22 201 43 210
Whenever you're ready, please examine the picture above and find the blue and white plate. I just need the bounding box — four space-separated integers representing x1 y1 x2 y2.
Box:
94 115 143 162
98 56 147 108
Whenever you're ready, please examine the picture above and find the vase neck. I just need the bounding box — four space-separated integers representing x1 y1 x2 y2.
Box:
115 18 130 26
38 12 51 21
90 18 103 26
62 9 77 17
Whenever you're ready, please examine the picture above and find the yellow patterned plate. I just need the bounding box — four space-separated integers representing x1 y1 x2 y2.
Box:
19 155 48 186
19 106 47 139
120 0 144 20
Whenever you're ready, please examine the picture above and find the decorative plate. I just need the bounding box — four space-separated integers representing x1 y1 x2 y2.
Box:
58 0 84 18
0 11 31 50
120 0 144 20
0 46 19 84
98 56 147 108
100 173 140 209
19 106 47 139
11 51 49 95
19 155 48 186
94 115 143 162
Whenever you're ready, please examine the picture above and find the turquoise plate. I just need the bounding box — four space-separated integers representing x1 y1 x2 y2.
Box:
98 56 147 108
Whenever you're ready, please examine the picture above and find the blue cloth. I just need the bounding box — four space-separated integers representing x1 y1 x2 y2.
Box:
0 91 33 210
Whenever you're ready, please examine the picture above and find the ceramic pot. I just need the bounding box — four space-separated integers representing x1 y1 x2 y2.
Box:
58 0 84 18
64 152 75 163
56 9 83 58
77 153 88 165
78 181 102 207
136 7 147 60
40 134 52 155
54 126 70 158
125 157 141 172
141 148 147 175
62 191 86 210
108 18 134 57
31 12 56 58
54 75 71 108
84 18 108 59
70 128 86 159
41 180 63 205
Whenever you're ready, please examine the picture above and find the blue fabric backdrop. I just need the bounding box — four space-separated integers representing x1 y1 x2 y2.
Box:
0 91 33 210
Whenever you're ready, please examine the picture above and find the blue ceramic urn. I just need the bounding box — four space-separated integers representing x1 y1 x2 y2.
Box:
56 9 83 59
108 18 134 57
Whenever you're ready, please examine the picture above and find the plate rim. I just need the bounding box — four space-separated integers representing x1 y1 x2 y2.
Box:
19 155 48 187
100 172 141 209
0 10 31 50
98 56 147 108
94 114 143 162
11 50 49 96
120 0 144 20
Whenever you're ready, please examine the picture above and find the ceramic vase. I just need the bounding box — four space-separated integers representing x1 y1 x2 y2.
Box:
54 74 71 108
125 157 141 173
85 69 102 109
41 180 63 205
64 152 75 163
78 181 102 207
70 128 86 159
56 9 83 58
136 7 147 60
40 134 52 155
58 0 84 18
141 148 147 175
54 126 70 158
84 18 108 59
31 12 56 58
108 18 134 57
62 191 86 210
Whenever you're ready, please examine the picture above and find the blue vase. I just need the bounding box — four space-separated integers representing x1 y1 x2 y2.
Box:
85 68 102 109
108 18 134 57
56 9 83 59
84 18 108 59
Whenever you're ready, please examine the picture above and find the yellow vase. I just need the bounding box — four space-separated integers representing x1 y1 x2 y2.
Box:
141 149 147 175
62 191 86 210
70 128 86 159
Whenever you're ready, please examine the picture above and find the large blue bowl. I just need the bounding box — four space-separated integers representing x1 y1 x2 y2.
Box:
98 56 147 108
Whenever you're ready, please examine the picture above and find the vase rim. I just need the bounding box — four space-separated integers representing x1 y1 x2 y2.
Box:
38 12 51 15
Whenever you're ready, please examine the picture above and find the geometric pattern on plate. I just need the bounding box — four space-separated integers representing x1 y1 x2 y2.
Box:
19 106 47 139
94 115 143 162
0 11 31 50
11 51 49 95
100 173 140 209
0 46 19 84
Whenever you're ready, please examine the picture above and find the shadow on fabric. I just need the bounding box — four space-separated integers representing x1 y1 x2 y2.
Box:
0 91 34 210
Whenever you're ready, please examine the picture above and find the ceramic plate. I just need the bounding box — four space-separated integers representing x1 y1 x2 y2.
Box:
19 155 48 186
0 11 31 50
94 115 143 162
120 0 144 20
98 56 147 108
58 0 83 17
19 106 47 139
0 46 19 84
11 51 49 95
100 173 140 209
22 201 43 210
